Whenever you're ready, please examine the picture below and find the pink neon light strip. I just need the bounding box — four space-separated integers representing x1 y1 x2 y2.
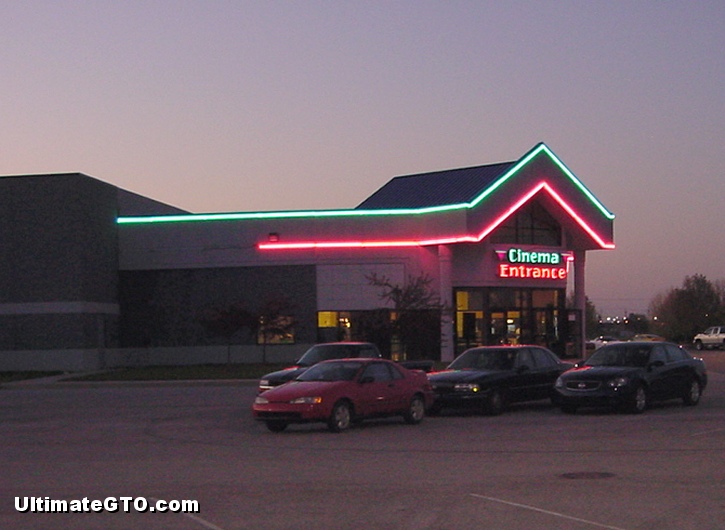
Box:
259 181 615 250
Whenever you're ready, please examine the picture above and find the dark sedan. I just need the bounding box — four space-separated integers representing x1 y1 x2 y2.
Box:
253 358 434 432
428 345 572 415
554 341 707 414
258 342 382 393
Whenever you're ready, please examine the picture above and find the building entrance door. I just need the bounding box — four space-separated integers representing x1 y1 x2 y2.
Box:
454 288 565 355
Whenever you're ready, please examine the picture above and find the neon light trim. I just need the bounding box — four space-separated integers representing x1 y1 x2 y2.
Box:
117 143 615 225
259 181 615 250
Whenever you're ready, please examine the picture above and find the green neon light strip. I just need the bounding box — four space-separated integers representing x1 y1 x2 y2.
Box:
469 144 615 220
117 143 614 224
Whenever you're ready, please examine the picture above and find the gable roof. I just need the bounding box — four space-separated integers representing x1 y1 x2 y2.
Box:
118 143 615 251
357 161 515 209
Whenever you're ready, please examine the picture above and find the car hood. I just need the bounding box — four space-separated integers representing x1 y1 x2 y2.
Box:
259 380 346 402
261 367 309 383
561 365 641 381
428 369 508 384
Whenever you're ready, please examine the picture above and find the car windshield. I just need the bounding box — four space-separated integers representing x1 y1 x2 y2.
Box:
448 349 514 371
296 344 367 366
296 361 363 382
584 344 651 368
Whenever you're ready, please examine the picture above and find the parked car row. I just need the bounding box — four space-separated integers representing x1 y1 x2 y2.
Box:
252 342 708 433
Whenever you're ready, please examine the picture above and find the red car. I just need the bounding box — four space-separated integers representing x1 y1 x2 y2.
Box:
252 358 434 432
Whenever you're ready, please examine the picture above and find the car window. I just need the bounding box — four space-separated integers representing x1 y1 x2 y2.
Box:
514 349 535 370
664 343 689 362
449 349 514 371
361 362 393 382
388 363 405 380
650 345 667 364
298 361 362 381
585 344 651 367
359 345 380 358
531 348 557 368
297 345 345 364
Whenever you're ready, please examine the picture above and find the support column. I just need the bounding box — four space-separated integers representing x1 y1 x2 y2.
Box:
574 250 587 359
438 245 454 362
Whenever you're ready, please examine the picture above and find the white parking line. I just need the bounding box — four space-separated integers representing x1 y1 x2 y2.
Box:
469 494 628 530
690 427 725 437
181 513 229 530
148 498 228 530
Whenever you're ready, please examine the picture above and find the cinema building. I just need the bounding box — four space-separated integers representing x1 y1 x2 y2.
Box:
0 143 614 371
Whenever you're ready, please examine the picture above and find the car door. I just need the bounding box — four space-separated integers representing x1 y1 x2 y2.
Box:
509 348 539 402
646 344 682 400
661 343 695 398
530 348 564 399
356 362 397 416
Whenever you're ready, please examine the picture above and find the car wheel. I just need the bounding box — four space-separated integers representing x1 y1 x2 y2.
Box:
626 385 647 414
327 401 352 432
485 389 505 416
682 379 702 406
561 404 578 414
694 341 703 351
265 421 288 432
403 395 425 424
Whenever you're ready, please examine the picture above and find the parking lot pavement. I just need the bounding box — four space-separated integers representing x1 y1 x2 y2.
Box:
1 364 724 530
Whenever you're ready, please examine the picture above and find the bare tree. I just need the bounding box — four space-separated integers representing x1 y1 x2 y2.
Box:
366 273 446 360
256 297 296 363
198 304 256 364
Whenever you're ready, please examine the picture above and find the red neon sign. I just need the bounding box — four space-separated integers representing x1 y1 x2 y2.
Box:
498 263 568 280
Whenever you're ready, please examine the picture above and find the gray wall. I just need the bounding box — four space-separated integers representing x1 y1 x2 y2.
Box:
0 173 120 351
118 265 318 347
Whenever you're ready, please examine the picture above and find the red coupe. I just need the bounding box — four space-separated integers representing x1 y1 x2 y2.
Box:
252 358 434 432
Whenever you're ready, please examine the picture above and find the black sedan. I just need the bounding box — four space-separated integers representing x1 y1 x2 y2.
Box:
258 342 382 393
428 346 572 415
554 341 707 414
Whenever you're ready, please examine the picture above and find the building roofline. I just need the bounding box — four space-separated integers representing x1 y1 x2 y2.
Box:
117 143 614 225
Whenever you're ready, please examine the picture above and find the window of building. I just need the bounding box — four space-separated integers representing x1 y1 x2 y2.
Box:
257 315 295 344
454 287 565 355
490 200 562 246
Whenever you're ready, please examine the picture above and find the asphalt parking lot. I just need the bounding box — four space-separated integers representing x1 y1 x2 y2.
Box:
1 350 724 530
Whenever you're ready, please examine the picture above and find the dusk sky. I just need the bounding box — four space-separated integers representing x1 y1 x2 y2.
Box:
2 1 723 317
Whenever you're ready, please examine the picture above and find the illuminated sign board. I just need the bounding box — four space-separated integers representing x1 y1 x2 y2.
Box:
495 248 572 280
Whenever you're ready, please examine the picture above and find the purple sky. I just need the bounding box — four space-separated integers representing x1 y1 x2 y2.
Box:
2 1 723 317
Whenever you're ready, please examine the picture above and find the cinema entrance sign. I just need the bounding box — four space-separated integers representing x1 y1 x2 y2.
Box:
495 248 571 280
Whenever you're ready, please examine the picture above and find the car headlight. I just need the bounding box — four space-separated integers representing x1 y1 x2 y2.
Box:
607 377 629 389
290 396 323 404
254 396 269 404
555 377 564 388
454 383 481 393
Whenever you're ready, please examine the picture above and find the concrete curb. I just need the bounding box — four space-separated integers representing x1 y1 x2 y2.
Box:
1 373 259 390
